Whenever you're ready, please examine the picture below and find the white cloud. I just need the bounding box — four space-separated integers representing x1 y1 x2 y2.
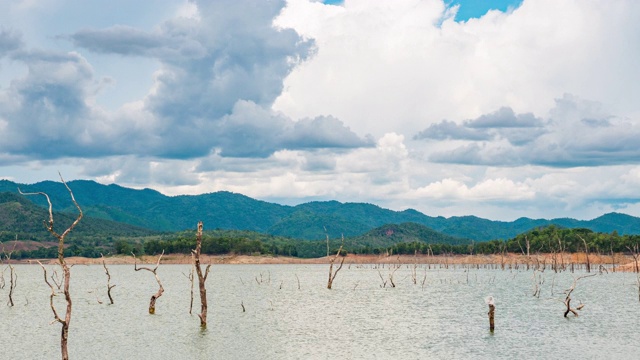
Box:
2 0 640 223
414 177 534 201
274 0 640 139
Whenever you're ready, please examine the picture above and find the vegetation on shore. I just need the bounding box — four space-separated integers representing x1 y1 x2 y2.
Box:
5 224 640 262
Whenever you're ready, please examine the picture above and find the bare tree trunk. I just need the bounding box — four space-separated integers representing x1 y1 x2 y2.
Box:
327 235 345 289
133 251 165 314
183 266 195 315
101 255 116 305
192 221 211 328
3 240 18 306
324 226 330 257
7 262 16 307
20 173 83 360
578 235 591 273
412 252 418 285
627 244 639 274
488 304 495 332
486 296 495 332
563 273 597 317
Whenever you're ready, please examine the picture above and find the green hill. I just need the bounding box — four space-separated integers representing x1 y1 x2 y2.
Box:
0 192 158 243
2 179 640 241
350 222 470 248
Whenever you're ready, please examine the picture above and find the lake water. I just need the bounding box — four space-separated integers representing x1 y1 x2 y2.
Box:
1 263 639 359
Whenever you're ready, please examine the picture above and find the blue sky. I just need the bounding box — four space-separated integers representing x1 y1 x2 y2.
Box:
1 0 640 221
451 0 523 21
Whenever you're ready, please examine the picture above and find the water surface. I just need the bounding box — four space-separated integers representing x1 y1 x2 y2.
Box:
1 264 639 359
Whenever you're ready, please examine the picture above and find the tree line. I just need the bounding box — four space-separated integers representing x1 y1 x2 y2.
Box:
7 224 640 260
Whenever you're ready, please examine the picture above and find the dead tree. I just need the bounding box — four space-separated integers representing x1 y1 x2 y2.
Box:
376 257 401 288
192 221 211 328
133 250 165 314
377 268 388 288
2 241 18 306
486 296 495 332
627 244 640 302
577 234 591 273
0 264 5 289
182 265 195 315
563 273 597 317
388 258 401 288
411 250 418 285
19 174 83 360
324 226 330 257
627 244 640 274
532 269 542 298
327 235 345 289
101 254 116 305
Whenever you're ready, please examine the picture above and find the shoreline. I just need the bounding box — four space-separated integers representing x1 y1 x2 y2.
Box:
14 253 639 271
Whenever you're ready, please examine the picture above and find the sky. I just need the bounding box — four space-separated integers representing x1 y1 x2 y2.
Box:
1 0 640 222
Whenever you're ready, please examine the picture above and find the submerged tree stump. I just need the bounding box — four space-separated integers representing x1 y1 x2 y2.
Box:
486 296 495 332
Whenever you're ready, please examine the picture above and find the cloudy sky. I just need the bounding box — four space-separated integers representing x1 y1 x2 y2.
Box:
1 0 640 221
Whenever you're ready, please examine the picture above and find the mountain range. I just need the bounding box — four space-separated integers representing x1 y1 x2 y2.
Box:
2 179 640 241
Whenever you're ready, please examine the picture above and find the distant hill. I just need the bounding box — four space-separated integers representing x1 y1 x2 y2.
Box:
0 191 158 243
350 223 471 248
1 179 640 241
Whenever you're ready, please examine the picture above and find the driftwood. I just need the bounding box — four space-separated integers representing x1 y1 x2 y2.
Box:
192 221 211 328
133 250 165 314
19 173 83 360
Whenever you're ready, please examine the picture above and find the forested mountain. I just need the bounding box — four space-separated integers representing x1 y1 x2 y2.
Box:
0 192 158 243
2 179 640 241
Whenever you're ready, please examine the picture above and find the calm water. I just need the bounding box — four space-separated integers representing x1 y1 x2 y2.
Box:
1 263 639 359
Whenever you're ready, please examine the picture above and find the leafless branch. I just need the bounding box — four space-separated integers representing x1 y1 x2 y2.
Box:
133 250 165 314
327 235 345 289
21 173 81 360
101 254 116 304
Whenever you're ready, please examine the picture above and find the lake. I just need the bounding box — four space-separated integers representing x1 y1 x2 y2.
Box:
1 263 639 359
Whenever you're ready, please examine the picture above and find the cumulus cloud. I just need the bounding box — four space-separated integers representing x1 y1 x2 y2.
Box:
0 28 22 56
71 0 315 122
0 0 373 163
3 0 640 222
274 0 640 139
83 156 200 186
214 100 370 157
422 94 640 167
70 25 207 59
465 107 542 129
0 50 111 158
414 120 491 141
414 177 535 202
415 107 546 144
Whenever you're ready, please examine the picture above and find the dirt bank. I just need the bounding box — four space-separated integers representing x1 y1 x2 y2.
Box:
20 252 638 271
